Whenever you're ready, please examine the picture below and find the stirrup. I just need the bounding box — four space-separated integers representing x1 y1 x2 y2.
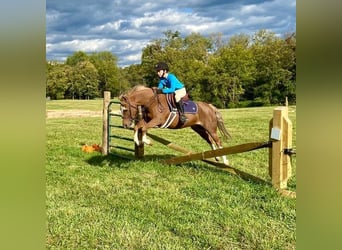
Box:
179 114 187 123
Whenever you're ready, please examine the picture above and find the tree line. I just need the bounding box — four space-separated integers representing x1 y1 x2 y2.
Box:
46 29 296 108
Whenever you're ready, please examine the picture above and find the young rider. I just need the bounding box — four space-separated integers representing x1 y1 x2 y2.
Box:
155 62 187 124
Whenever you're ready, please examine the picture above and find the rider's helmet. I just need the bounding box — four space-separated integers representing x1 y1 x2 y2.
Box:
155 62 169 71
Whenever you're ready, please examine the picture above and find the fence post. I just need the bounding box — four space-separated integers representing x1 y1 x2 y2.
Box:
269 106 292 189
102 91 111 155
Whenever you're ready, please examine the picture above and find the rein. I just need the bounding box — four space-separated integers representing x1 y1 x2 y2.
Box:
151 88 164 113
123 88 164 121
121 95 139 122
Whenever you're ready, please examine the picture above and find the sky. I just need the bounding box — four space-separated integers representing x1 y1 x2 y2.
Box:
46 0 296 68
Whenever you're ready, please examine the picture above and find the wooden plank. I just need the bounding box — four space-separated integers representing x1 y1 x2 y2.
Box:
270 107 292 189
269 118 273 177
102 91 111 155
283 114 292 183
146 132 194 155
147 132 268 184
163 141 271 165
271 108 283 188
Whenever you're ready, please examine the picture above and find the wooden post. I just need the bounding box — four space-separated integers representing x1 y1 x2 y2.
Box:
269 106 292 189
134 106 144 158
102 91 111 155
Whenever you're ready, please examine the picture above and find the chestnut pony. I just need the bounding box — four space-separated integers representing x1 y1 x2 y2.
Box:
119 85 231 164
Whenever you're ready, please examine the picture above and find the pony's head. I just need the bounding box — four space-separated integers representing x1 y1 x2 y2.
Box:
119 85 153 128
119 94 139 129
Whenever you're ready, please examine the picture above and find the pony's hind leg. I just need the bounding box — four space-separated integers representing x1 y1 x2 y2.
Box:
214 138 229 165
191 125 229 165
206 129 229 165
191 125 213 145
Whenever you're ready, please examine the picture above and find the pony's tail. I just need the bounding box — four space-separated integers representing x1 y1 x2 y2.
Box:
209 104 232 141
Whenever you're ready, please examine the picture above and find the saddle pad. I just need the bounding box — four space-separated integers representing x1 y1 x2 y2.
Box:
183 100 198 114
166 94 198 114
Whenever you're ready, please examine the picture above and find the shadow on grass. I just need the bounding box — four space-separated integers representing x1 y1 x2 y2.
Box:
85 152 180 168
86 151 268 184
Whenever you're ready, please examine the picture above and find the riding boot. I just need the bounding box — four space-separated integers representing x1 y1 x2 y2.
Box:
176 100 187 124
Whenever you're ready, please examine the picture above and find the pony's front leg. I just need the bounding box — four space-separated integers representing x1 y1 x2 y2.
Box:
135 118 163 146
133 120 145 146
133 129 151 145
133 120 152 146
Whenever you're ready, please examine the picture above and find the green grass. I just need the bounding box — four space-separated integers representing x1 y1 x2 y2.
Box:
46 101 296 249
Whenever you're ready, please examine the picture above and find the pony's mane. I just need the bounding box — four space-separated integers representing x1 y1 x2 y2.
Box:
119 85 153 102
127 85 149 94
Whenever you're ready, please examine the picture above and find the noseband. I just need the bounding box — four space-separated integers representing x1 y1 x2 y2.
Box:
121 95 139 123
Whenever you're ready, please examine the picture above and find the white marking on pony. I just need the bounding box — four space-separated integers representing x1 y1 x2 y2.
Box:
142 133 151 145
134 130 139 145
120 105 127 114
134 130 151 145
212 144 229 165
211 144 220 161
219 146 229 165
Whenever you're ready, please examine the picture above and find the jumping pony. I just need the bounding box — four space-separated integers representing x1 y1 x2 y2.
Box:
119 85 231 165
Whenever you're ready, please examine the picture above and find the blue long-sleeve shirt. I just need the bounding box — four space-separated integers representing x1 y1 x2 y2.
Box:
157 73 185 94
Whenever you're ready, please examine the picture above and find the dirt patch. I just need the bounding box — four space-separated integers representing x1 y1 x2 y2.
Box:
46 110 102 119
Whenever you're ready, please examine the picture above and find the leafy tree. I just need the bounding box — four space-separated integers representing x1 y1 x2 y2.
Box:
118 64 143 94
46 29 295 105
89 52 120 96
65 51 89 66
141 31 213 101
66 61 99 99
46 62 70 99
175 32 212 101
250 30 296 105
208 32 225 53
208 34 255 107
141 41 163 86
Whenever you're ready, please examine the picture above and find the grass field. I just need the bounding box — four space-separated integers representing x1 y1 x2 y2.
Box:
46 99 296 249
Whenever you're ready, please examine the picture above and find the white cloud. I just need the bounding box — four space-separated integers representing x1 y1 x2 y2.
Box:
240 4 264 15
46 0 296 67
92 20 124 32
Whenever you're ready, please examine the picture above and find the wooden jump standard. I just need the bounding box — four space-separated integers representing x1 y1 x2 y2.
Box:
102 91 295 197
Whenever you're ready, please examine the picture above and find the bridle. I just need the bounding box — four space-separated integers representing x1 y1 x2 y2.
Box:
120 88 164 122
120 95 140 123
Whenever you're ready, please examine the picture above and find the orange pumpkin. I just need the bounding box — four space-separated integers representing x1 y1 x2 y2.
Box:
82 144 94 153
92 144 102 152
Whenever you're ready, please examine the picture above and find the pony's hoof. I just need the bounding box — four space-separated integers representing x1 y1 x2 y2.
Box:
143 138 151 145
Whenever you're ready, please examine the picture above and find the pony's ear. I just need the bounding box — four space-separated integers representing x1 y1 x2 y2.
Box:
118 94 125 101
119 95 128 103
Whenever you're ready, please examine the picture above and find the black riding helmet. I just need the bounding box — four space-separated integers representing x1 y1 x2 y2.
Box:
155 62 169 71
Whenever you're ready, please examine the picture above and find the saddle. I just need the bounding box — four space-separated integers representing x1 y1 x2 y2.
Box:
165 93 198 114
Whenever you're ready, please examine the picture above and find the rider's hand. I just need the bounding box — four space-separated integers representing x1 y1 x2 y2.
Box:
156 88 163 94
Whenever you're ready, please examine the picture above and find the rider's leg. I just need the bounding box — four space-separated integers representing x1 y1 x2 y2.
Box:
175 88 187 124
176 99 187 123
